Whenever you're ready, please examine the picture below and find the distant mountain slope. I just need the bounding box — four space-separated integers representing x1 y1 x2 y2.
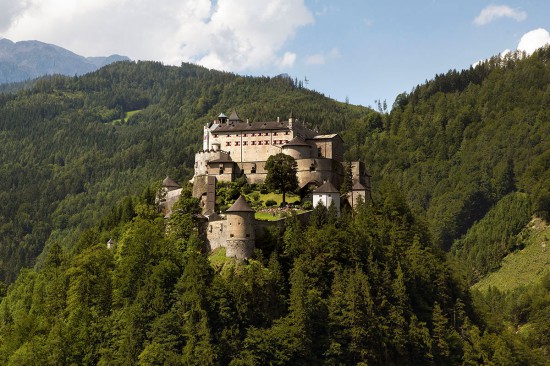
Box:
0 38 129 83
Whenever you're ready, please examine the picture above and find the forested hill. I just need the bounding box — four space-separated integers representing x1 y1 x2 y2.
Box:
0 60 375 283
354 47 550 283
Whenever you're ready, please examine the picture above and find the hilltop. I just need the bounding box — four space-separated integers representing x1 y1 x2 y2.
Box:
0 38 129 84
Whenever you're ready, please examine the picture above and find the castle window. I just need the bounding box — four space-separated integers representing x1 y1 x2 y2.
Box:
226 141 231 146
251 164 256 173
285 131 290 135
230 234 234 237
243 133 247 137
235 141 240 146
243 141 248 146
251 141 256 145
274 132 278 136
265 140 269 145
318 147 322 157
264 132 269 136
252 133 255 136
285 140 289 143
214 134 218 137
219 164 224 174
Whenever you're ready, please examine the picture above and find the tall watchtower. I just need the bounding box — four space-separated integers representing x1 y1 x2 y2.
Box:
225 196 255 259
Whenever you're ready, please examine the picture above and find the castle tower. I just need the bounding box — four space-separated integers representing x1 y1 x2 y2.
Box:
225 196 255 259
282 135 312 159
348 181 367 209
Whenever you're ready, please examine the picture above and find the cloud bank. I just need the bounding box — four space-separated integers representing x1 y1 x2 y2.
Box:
1 0 314 72
517 28 550 54
474 5 527 26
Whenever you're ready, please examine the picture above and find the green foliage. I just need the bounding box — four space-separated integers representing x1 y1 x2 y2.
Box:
264 153 298 204
451 192 532 283
2 178 543 365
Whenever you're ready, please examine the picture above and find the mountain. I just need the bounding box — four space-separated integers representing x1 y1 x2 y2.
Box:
0 38 129 84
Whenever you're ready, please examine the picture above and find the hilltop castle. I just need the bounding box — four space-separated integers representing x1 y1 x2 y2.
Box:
161 111 371 260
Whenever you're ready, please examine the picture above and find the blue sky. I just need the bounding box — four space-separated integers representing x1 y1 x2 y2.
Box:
1 0 549 109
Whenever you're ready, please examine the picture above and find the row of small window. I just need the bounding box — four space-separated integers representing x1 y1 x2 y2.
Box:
214 131 290 138
225 140 290 147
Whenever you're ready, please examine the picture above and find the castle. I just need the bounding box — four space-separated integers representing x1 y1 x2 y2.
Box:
161 111 371 260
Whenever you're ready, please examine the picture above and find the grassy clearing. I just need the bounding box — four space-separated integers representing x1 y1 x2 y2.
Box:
208 247 234 269
112 109 142 125
473 217 550 293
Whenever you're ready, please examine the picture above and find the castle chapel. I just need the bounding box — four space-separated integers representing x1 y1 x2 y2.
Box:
160 111 371 260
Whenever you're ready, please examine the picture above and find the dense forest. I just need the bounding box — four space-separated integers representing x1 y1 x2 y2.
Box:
0 185 546 365
0 46 549 364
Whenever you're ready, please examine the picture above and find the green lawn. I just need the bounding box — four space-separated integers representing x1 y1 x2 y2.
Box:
473 217 550 293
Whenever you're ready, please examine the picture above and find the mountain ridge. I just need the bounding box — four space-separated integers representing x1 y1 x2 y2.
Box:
0 38 129 84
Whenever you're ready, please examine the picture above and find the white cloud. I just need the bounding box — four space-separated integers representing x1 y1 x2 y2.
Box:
278 52 297 68
306 54 325 65
0 0 29 32
1 0 314 72
306 47 340 65
517 28 550 55
474 5 527 26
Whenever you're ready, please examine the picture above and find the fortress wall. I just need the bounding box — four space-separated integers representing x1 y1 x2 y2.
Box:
192 175 209 198
226 239 255 260
210 131 290 163
205 219 226 252
193 150 231 177
295 158 344 187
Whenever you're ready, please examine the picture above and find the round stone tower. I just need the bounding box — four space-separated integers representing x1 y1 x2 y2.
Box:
225 196 255 260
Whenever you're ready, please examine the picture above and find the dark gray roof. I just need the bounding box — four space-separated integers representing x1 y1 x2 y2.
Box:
162 176 181 188
226 196 255 212
215 120 290 132
282 135 311 147
314 181 339 193
352 182 367 190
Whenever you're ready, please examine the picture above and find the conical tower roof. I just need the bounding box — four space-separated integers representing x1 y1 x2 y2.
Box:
229 110 242 122
226 195 255 213
282 135 310 147
351 181 367 190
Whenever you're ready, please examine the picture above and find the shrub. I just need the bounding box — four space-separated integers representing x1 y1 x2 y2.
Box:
265 199 277 207
303 201 313 210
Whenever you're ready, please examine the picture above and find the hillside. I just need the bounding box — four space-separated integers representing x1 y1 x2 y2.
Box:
0 61 374 282
0 38 129 84
473 217 550 293
356 47 550 277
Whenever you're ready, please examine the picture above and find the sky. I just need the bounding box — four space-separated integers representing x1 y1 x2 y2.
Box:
1 0 549 108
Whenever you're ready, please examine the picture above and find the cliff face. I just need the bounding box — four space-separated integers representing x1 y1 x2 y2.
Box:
0 38 129 83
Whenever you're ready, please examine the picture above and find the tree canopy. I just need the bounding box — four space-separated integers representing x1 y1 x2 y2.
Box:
264 153 299 204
